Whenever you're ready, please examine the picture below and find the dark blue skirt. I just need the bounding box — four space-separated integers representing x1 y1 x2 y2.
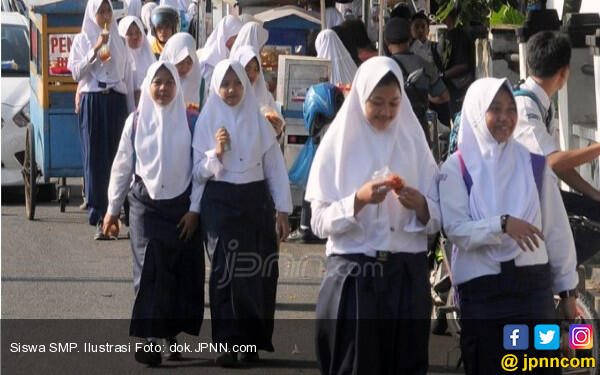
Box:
128 177 205 339
458 261 559 375
78 90 129 225
315 252 431 375
200 179 278 351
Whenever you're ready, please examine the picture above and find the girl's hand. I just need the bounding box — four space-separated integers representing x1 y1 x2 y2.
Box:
276 212 289 244
102 214 119 236
93 34 108 54
215 128 230 161
266 113 284 135
177 212 199 242
354 180 391 214
393 186 430 225
505 216 544 252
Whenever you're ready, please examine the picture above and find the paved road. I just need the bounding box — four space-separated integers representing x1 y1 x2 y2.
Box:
1 184 463 374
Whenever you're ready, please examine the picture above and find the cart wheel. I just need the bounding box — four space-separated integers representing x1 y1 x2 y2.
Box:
22 124 37 220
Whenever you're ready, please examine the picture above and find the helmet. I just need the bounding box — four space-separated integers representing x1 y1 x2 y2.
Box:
151 5 180 34
303 83 344 135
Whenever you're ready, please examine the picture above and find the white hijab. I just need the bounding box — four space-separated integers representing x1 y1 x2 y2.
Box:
159 32 202 104
192 59 277 173
305 57 438 249
135 61 192 200
141 2 156 34
199 15 243 70
80 0 128 85
230 21 269 57
315 29 357 86
231 46 276 111
457 78 540 262
124 0 141 18
118 16 156 90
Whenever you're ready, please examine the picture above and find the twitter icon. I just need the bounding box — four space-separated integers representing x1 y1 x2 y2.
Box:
534 324 560 350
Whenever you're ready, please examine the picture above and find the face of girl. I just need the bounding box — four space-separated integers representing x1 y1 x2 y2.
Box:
175 56 193 78
150 67 176 106
411 19 429 42
219 68 244 106
244 58 260 84
225 35 237 50
155 24 174 43
125 22 142 49
365 82 402 131
95 1 113 27
485 86 518 143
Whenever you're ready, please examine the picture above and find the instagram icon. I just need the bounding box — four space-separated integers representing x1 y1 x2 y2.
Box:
570 324 593 349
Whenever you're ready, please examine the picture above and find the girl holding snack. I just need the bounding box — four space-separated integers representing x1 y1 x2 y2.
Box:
306 56 441 375
192 59 292 367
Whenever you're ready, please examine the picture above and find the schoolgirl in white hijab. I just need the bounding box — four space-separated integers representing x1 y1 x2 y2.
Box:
438 78 577 375
159 32 202 106
141 2 157 37
231 46 284 135
68 0 134 239
315 29 357 86
198 15 242 104
104 62 204 366
229 21 269 57
118 16 156 103
306 56 440 375
192 59 292 367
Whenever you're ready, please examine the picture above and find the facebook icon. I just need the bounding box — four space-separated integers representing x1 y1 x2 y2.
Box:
503 325 529 350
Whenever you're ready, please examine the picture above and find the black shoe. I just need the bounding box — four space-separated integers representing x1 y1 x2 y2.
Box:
286 228 326 244
94 221 110 241
239 351 260 363
134 340 162 367
215 352 238 368
163 337 181 361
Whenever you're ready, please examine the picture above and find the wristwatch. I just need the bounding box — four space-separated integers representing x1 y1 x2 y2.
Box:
559 288 579 299
501 214 509 233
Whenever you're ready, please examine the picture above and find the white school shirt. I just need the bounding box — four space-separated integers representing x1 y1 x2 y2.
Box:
438 154 578 294
513 77 560 156
107 114 202 215
69 34 135 113
193 143 293 214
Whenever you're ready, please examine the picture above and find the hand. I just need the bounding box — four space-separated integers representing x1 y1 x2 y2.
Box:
214 128 230 161
558 296 582 320
75 90 81 114
276 212 289 244
102 214 119 236
393 186 425 210
505 216 544 252
355 180 391 214
93 33 108 54
177 212 198 242
266 113 284 135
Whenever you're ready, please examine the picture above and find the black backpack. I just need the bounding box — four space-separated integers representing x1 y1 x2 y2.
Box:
391 55 429 127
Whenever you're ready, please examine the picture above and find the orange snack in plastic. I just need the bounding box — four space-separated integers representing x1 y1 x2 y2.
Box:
386 173 405 191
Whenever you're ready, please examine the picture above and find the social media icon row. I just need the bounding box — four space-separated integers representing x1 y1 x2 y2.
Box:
503 324 593 350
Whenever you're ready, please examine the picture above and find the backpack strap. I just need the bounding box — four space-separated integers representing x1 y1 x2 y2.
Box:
456 149 545 198
391 55 410 84
513 88 551 130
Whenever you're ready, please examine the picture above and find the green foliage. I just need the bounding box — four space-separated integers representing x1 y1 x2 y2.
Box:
490 4 526 26
435 0 520 27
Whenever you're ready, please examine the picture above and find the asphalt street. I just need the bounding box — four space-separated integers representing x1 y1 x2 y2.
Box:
1 183 463 374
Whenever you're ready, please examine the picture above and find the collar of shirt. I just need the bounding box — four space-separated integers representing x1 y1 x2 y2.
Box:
523 77 551 112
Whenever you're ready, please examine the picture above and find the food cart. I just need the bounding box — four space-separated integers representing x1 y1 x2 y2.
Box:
23 0 86 219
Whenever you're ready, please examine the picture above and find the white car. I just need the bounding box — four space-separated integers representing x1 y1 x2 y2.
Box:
1 11 30 186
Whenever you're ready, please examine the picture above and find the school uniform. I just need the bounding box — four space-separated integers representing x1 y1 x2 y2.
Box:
159 32 202 106
438 78 578 375
68 0 135 228
513 77 600 222
118 16 156 97
107 62 204 339
198 15 242 107
192 60 292 351
315 29 358 86
306 57 441 375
